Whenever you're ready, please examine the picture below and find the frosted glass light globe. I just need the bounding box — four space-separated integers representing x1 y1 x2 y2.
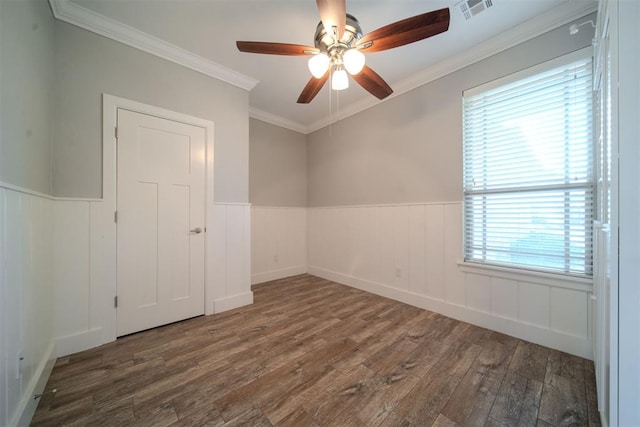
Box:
343 49 365 75
308 53 330 78
331 68 349 90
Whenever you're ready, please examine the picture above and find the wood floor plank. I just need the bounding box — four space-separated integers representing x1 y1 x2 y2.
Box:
171 389 224 426
545 349 586 386
92 357 168 405
133 401 179 427
432 413 462 427
584 361 602 426
538 372 588 426
490 331 520 348
458 323 495 345
406 312 458 342
509 341 550 383
31 395 94 426
32 274 597 427
441 340 513 425
393 339 483 426
88 396 136 426
378 411 412 427
363 337 419 376
351 370 420 426
304 364 378 425
221 406 272 427
132 363 207 416
536 417 555 427
487 371 543 427
263 366 343 424
275 406 319 427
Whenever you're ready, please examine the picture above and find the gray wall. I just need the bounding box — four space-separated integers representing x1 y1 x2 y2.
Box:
307 14 595 207
249 118 307 207
53 21 250 202
0 0 54 194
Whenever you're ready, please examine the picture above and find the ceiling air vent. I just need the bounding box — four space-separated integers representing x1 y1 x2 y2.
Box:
456 0 493 20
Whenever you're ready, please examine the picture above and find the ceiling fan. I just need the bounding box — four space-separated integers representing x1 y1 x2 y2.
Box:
236 0 450 104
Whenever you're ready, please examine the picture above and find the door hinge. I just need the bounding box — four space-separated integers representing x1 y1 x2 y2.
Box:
115 127 118 139
114 296 118 308
114 211 118 223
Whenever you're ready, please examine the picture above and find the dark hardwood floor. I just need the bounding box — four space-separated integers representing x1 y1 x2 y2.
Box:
32 274 600 426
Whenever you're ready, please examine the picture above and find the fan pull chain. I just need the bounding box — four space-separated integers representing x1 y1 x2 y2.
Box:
336 89 340 130
329 67 333 137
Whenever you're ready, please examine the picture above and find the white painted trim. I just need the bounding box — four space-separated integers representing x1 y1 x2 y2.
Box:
214 202 252 207
0 181 55 200
605 1 619 424
463 46 592 96
308 265 592 359
102 93 215 339
458 261 593 291
53 196 102 202
212 292 254 314
249 205 307 210
13 342 56 427
615 0 640 424
310 201 462 209
249 108 308 135
55 328 103 358
49 0 258 91
0 181 105 203
251 265 307 285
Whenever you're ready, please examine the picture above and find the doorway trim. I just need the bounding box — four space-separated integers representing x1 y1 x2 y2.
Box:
102 94 215 339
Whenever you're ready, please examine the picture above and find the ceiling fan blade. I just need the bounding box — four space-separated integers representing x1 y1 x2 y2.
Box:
236 41 319 56
316 0 346 40
356 8 450 53
297 71 330 104
352 65 393 100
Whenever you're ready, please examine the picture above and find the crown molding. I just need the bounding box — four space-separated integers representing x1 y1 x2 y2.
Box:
49 0 258 91
49 0 596 134
305 0 597 133
249 108 308 134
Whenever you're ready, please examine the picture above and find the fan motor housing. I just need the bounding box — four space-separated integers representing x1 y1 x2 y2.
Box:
313 14 363 53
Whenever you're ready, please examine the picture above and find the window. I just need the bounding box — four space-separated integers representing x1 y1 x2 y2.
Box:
463 49 594 277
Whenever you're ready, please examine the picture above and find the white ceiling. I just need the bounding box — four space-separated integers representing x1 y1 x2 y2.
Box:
61 0 596 133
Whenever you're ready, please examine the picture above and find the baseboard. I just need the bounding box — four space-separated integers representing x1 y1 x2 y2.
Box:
55 327 104 357
12 341 57 427
213 291 254 314
251 265 307 285
308 266 592 359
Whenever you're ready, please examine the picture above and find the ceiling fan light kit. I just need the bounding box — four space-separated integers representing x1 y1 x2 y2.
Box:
343 49 365 75
331 67 349 90
236 0 450 103
308 52 330 78
308 13 366 88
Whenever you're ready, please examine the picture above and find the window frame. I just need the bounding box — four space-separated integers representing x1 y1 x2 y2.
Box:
461 47 595 279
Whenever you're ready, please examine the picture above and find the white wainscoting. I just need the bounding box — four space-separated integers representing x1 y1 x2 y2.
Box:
52 199 113 357
592 223 610 415
52 200 252 358
0 185 56 427
308 203 593 359
208 203 253 313
1 186 253 423
251 206 307 285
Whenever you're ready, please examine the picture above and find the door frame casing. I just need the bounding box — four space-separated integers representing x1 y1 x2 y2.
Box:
102 94 215 340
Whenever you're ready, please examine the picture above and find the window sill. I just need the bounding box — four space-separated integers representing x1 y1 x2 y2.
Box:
457 260 593 292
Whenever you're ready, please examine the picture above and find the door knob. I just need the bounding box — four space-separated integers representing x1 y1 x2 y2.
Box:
190 227 202 234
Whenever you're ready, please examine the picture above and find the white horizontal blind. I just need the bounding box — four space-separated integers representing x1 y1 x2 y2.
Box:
463 53 593 276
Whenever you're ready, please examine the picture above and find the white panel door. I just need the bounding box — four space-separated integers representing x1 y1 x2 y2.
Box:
117 109 205 336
